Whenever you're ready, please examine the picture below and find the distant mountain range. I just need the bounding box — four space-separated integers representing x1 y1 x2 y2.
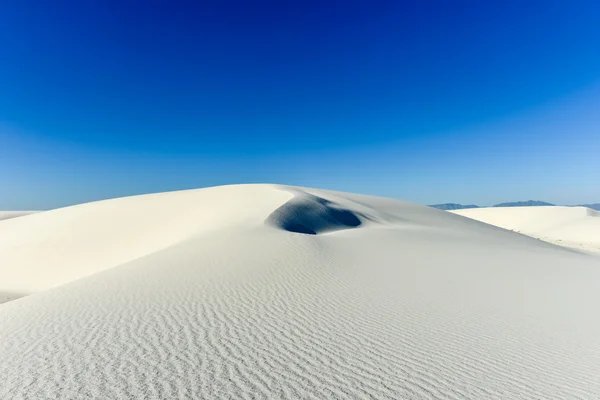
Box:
429 201 600 211
493 200 555 207
428 203 480 211
581 203 600 211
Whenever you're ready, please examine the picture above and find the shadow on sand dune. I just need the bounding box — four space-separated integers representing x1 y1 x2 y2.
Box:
266 192 363 235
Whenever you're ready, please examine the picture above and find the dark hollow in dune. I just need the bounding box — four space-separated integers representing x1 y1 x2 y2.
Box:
266 193 363 235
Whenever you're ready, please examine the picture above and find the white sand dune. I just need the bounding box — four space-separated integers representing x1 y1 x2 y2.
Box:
0 210 37 222
1 184 600 399
452 206 600 253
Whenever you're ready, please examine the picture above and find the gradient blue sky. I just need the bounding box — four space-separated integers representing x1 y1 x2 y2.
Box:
1 0 599 209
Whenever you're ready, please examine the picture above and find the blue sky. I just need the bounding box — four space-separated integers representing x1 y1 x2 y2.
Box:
1 1 599 209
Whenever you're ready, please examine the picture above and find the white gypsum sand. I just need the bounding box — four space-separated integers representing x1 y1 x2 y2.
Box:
1 184 600 399
0 211 38 222
452 206 600 253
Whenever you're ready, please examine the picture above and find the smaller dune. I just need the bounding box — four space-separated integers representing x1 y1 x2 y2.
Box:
453 206 600 253
266 191 363 234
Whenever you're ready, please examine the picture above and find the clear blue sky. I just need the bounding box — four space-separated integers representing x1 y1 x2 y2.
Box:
1 0 599 209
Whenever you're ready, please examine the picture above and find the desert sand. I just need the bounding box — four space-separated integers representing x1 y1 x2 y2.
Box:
0 211 37 221
1 184 599 399
453 206 600 253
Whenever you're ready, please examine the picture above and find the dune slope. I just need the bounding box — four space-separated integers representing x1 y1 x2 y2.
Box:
453 206 600 253
1 185 600 399
0 211 37 221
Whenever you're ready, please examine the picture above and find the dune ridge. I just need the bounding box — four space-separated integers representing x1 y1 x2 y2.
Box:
1 184 600 399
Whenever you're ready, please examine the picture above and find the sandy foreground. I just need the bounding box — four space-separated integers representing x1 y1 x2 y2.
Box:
452 206 600 254
1 184 599 399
